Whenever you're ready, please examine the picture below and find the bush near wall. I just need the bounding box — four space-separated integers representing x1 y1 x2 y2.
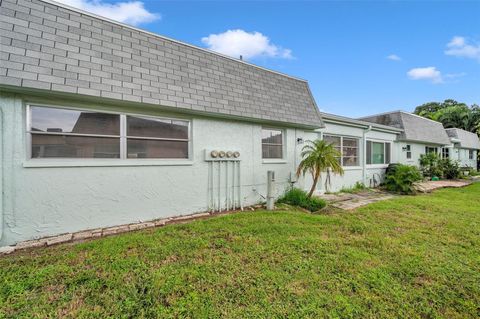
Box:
277 188 326 212
419 154 462 180
385 164 423 194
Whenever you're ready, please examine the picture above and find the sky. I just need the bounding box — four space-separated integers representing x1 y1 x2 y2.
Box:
58 0 480 117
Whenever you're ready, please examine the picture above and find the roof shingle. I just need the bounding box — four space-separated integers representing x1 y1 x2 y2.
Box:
0 0 323 128
359 111 451 145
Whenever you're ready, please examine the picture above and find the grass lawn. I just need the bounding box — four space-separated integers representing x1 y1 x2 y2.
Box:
1 184 479 318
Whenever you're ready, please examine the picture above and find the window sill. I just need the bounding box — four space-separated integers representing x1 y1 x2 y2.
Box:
366 164 389 169
262 159 288 164
342 166 363 171
23 159 194 168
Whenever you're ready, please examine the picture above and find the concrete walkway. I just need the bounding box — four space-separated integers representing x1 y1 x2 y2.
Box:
414 180 471 193
319 180 472 211
319 190 397 210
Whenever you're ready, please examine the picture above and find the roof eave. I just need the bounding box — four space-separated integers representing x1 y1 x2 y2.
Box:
1 84 322 129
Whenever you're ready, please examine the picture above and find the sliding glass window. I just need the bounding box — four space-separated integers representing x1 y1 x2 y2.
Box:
323 135 359 167
28 105 190 159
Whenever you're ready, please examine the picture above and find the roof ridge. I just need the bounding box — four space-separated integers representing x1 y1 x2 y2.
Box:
40 0 307 83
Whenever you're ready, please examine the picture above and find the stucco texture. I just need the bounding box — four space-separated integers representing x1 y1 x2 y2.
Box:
0 93 317 246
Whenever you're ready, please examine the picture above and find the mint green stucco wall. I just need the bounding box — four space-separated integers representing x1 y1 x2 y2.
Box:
0 93 318 246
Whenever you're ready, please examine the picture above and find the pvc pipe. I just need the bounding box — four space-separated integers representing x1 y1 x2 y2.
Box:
266 170 275 210
225 161 229 210
238 161 243 210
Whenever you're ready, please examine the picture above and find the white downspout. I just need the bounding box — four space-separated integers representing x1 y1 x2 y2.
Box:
0 107 4 241
363 125 372 186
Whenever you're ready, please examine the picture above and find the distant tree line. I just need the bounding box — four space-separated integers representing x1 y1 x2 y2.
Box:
414 99 480 135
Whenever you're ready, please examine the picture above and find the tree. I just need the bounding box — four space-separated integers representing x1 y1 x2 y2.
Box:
414 99 479 133
296 140 344 197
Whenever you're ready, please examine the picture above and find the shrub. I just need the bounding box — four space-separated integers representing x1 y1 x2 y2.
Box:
385 164 423 194
340 182 368 193
440 158 461 179
419 153 443 178
277 188 326 212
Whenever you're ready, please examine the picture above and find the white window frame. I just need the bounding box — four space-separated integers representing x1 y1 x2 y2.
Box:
323 134 360 168
406 144 412 159
425 146 438 154
261 127 286 162
469 149 474 160
442 147 450 159
25 103 193 167
366 140 391 166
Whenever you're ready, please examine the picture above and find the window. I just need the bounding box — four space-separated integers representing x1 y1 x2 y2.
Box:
323 135 359 167
406 144 412 159
469 150 474 160
126 116 189 159
442 147 450 159
425 146 438 154
366 141 391 165
28 105 190 159
262 128 283 159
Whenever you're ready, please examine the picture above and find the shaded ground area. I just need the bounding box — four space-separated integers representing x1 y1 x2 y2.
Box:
1 184 479 318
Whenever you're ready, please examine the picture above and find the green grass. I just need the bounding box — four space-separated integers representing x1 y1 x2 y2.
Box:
1 184 479 318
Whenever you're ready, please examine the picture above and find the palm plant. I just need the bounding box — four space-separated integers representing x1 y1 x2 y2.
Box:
296 139 344 197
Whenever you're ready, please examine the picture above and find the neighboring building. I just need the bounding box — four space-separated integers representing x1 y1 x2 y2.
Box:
317 113 402 192
445 128 480 169
0 0 323 246
359 111 451 166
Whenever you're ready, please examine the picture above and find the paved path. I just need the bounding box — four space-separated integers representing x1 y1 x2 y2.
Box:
319 190 397 210
414 180 471 193
319 180 472 211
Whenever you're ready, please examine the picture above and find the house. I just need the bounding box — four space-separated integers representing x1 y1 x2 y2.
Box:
445 128 480 169
316 113 402 192
0 0 324 246
359 111 451 166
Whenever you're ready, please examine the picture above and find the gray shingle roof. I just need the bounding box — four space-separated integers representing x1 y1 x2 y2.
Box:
359 111 451 145
320 112 403 133
0 0 323 128
445 128 480 149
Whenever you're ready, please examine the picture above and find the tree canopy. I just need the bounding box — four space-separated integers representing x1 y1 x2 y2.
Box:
414 99 480 134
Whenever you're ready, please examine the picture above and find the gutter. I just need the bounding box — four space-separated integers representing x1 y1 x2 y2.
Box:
363 125 372 185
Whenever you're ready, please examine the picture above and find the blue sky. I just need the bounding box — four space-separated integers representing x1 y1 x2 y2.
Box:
60 0 480 117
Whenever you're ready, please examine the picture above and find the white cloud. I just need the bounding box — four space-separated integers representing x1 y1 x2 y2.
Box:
201 29 292 60
386 54 401 61
445 36 480 61
57 0 159 26
407 67 443 84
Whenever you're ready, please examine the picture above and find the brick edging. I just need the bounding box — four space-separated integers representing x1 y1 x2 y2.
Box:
0 209 249 256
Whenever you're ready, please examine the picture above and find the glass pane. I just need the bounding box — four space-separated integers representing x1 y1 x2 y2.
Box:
343 156 358 166
366 141 372 164
324 135 341 147
385 143 391 164
31 134 120 158
372 142 385 164
127 116 189 139
262 129 283 145
343 138 358 147
262 144 283 159
127 139 188 159
31 106 120 135
342 147 358 157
